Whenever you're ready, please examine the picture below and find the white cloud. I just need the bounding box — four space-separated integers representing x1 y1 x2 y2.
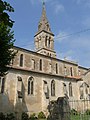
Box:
55 4 64 14
55 29 90 48
75 0 90 7
55 29 90 67
50 1 65 14
60 50 74 59
57 50 77 65
55 31 68 42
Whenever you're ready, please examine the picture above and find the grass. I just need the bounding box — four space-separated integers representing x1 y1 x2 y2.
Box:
37 114 90 120
71 114 90 120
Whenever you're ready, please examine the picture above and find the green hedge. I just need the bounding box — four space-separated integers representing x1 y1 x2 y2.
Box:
38 112 46 119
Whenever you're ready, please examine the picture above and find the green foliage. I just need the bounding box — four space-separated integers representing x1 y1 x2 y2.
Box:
30 113 37 120
38 112 46 119
0 0 14 27
0 112 6 120
0 0 16 76
70 109 78 115
0 22 16 76
85 109 90 115
0 112 15 120
6 113 15 120
21 112 29 120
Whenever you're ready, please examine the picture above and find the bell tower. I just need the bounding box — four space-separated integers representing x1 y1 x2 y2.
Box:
34 2 56 58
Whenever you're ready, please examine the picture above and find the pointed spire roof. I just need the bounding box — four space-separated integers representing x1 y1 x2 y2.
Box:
35 2 54 36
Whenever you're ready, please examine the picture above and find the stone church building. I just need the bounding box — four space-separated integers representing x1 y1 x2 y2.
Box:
0 2 90 116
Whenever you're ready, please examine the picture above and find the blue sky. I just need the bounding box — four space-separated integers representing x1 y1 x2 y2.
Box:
7 0 90 68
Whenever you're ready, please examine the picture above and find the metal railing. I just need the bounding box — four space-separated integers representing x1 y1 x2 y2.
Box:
69 100 90 120
47 97 90 120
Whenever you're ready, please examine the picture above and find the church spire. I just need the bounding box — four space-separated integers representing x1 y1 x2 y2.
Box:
42 0 45 8
35 1 53 35
34 2 56 58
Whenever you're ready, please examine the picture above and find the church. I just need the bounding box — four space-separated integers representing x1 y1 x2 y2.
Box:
0 2 90 116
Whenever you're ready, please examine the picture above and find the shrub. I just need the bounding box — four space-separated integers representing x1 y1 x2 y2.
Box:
0 112 6 120
6 113 15 120
30 113 37 120
85 109 90 115
38 111 46 119
21 112 29 120
70 109 78 115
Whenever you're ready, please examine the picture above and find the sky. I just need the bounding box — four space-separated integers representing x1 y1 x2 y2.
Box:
6 0 90 68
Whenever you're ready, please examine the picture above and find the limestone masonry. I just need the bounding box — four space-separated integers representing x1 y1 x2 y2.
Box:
0 2 90 116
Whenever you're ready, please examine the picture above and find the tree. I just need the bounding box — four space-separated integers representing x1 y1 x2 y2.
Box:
0 0 16 76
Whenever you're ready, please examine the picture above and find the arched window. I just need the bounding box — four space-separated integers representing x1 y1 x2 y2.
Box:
20 54 23 67
51 80 55 96
47 53 49 56
80 85 84 99
0 77 5 93
63 83 67 95
64 67 67 76
48 39 50 48
43 81 48 93
80 82 89 99
40 59 42 71
85 83 89 95
70 67 73 76
78 70 81 76
28 77 34 95
45 36 48 47
31 59 35 70
43 81 49 99
56 63 58 74
17 76 22 98
49 63 52 73
69 82 73 97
